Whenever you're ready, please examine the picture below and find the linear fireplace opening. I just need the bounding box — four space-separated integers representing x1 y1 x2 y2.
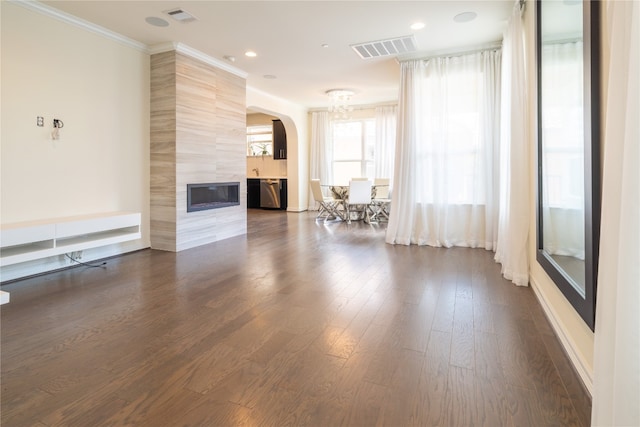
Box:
187 182 240 212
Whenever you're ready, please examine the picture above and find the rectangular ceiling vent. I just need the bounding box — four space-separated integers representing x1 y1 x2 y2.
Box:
350 35 417 59
164 8 197 23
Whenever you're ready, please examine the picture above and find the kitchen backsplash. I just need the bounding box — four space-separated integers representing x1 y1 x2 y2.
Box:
246 156 287 177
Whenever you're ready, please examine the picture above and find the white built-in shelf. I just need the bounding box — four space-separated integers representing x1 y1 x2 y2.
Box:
0 212 141 268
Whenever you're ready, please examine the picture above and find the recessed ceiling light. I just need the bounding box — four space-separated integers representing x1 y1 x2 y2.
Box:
453 12 477 23
410 22 425 30
245 51 257 58
223 55 236 62
145 16 169 27
263 75 277 79
321 43 329 48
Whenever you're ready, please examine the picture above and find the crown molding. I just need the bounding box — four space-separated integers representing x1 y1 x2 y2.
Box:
10 0 148 53
149 42 248 79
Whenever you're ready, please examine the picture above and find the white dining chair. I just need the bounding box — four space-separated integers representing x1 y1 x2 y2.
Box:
310 179 344 221
371 178 391 221
346 179 373 224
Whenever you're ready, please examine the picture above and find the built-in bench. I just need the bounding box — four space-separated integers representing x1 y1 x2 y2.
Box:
0 212 142 299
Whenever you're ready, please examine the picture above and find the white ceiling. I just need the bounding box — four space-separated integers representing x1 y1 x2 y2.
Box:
41 1 513 109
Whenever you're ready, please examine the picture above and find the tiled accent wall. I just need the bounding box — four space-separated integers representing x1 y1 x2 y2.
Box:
150 51 247 251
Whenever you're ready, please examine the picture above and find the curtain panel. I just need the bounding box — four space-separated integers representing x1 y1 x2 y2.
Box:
494 0 529 286
386 50 502 249
309 111 332 210
374 105 397 187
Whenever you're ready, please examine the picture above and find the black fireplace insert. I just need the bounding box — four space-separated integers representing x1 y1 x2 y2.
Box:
187 182 240 212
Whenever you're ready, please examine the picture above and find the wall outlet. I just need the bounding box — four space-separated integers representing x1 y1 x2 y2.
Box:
67 251 83 260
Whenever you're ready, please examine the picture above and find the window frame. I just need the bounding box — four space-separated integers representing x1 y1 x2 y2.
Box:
246 124 273 157
331 118 375 183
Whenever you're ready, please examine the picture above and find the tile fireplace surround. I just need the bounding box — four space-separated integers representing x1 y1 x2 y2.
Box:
150 50 247 252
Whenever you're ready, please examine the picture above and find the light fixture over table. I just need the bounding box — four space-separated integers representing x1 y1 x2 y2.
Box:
326 89 355 119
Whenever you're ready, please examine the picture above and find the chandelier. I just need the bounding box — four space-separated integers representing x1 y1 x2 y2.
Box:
326 89 355 119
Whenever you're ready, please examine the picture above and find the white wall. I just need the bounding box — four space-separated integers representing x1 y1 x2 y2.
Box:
1 2 150 280
247 87 309 212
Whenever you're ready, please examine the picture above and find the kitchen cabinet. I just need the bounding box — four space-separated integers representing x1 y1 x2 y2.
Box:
279 179 288 210
247 179 261 208
273 119 287 160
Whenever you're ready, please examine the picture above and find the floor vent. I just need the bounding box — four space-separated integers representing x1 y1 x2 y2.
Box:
350 35 417 59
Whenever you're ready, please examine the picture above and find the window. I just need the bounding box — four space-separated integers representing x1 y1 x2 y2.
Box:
246 125 273 156
417 66 487 204
332 119 375 184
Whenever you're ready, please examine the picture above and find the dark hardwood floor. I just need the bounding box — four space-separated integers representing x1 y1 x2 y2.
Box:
1 210 591 426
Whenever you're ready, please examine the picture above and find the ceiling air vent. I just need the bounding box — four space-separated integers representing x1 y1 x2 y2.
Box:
164 8 197 23
350 35 417 59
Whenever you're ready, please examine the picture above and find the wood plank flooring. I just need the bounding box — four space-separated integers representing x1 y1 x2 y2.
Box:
1 210 591 426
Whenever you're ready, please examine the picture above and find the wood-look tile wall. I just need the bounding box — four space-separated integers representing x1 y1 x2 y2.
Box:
150 51 247 252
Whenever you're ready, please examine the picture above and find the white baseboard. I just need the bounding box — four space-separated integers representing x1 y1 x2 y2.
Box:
530 277 594 396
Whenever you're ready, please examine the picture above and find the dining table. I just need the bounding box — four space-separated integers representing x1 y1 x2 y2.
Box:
320 183 388 222
322 184 385 200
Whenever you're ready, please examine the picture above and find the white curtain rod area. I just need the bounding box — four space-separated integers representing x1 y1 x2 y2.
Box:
396 41 503 64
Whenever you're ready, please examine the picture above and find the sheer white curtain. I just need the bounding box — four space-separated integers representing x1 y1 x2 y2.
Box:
374 105 397 186
309 111 332 210
494 1 529 286
386 50 501 248
386 60 421 243
540 40 586 259
592 0 640 425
